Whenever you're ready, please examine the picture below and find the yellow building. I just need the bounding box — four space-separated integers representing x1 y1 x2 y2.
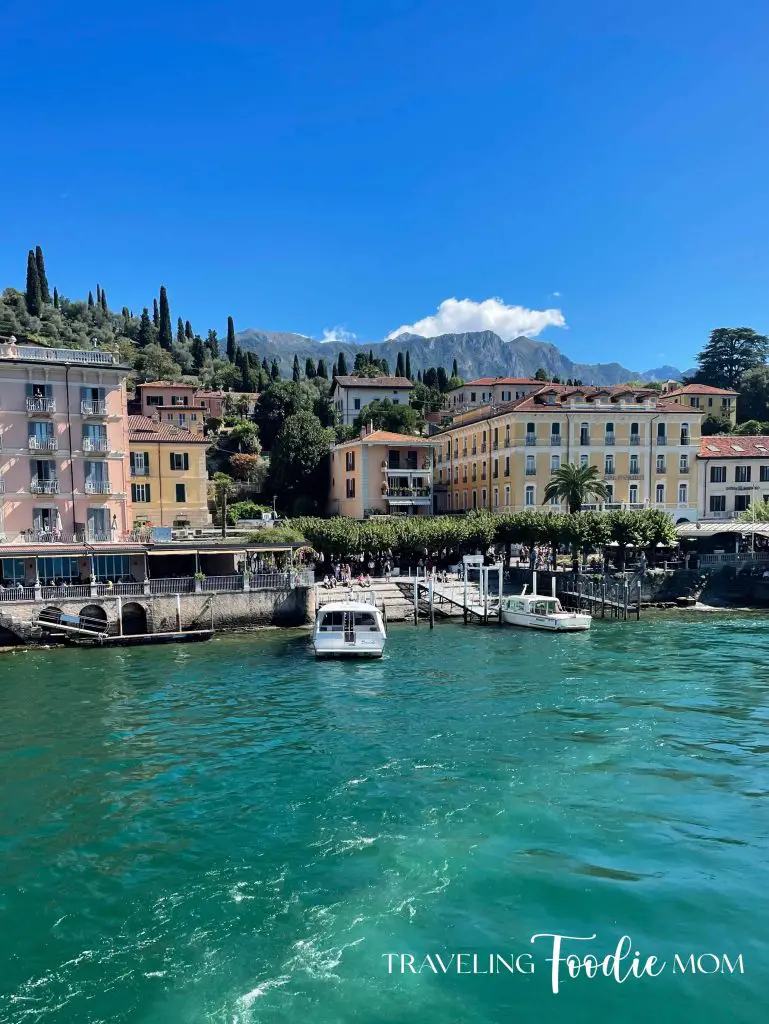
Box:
329 429 438 518
663 384 738 427
128 415 211 528
434 384 703 523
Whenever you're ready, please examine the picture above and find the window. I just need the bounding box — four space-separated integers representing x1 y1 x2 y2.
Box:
493 487 498 508
629 454 639 474
167 413 173 421
353 398 361 410
605 454 614 474
761 466 769 483
493 458 498 479
605 484 614 502
629 484 638 503
551 454 560 472
580 422 589 445
346 478 356 498
526 455 535 475
657 422 666 444
709 495 726 513
504 456 510 476
551 422 560 442
472 490 477 509
655 483 664 503
92 555 131 582
345 451 355 471
605 422 615 443
132 483 151 502
170 452 190 471
38 557 79 583
656 454 665 473
734 495 751 513
736 466 751 482
680 422 690 445
171 395 189 407
470 392 476 402
525 485 535 506
463 491 468 509
710 465 726 483
191 413 197 422
678 483 688 503
146 395 163 406
0 558 26 583
677 454 688 473
504 485 510 506
472 463 477 482
526 422 536 444
630 422 640 444
580 454 588 468
504 425 510 447
174 483 186 502
454 467 458 484
178 414 187 427
481 488 487 507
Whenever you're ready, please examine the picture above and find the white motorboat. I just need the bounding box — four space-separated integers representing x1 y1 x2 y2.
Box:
312 592 387 658
501 573 591 632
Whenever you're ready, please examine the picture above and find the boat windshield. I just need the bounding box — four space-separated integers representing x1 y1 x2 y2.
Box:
318 610 379 632
531 600 560 615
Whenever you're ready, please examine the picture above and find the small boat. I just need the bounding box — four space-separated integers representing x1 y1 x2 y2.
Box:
501 573 591 632
312 592 387 658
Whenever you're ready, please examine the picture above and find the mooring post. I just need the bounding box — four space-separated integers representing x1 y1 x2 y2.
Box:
623 582 628 621
117 595 123 636
498 563 503 626
637 579 642 620
428 576 434 629
413 576 418 625
463 563 468 624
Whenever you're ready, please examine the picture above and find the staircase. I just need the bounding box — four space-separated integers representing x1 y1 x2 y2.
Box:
315 579 416 622
0 610 44 644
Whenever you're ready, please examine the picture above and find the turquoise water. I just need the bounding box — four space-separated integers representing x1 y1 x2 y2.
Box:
1 616 768 1023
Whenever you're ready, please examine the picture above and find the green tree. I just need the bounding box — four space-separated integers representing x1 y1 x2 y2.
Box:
317 357 328 378
25 250 42 316
737 365 769 423
701 414 733 436
292 353 301 381
137 307 155 348
352 397 421 435
213 472 233 537
396 351 405 376
452 357 458 378
229 421 261 453
737 499 769 523
87 290 94 308
134 343 181 382
226 316 236 361
253 380 317 449
269 411 334 513
337 351 348 375
190 335 206 369
270 358 281 380
157 286 173 350
543 462 609 513
176 317 186 346
305 357 316 378
206 329 220 358
184 320 193 339
405 351 412 379
100 289 107 311
691 328 769 390
34 246 50 303
534 367 549 381
53 287 59 309
153 297 159 325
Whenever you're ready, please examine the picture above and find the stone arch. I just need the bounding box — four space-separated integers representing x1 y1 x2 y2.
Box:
121 602 148 636
676 516 692 525
78 604 108 631
39 606 64 627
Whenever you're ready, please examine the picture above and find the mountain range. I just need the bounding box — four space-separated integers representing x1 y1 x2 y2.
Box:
233 328 691 385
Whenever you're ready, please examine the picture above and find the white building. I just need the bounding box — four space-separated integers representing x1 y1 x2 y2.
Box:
330 375 413 426
697 435 769 520
445 377 542 418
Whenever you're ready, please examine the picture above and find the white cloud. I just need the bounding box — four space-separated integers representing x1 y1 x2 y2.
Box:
321 325 357 344
552 291 561 298
386 297 566 342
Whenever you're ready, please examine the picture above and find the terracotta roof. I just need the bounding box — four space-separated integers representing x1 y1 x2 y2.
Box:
138 380 196 389
699 436 769 458
128 415 210 444
333 429 437 448
332 375 413 388
666 384 738 396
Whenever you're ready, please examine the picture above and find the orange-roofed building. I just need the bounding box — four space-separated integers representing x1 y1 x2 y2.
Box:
328 428 439 518
446 376 542 417
664 383 738 426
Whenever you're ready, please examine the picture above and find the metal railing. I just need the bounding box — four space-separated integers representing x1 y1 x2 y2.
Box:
41 584 91 599
605 433 616 445
525 434 537 445
81 400 107 416
550 435 561 445
630 434 640 445
0 586 35 602
201 575 243 591
579 435 590 446
26 396 56 413
30 478 59 494
96 582 144 596
85 480 112 494
131 467 150 477
699 552 769 566
83 437 110 452
28 435 58 451
149 578 195 594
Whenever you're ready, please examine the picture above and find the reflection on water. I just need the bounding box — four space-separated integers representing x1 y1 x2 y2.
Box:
0 615 767 1023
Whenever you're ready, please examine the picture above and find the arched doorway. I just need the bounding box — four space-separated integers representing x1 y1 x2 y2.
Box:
121 602 148 636
78 604 108 633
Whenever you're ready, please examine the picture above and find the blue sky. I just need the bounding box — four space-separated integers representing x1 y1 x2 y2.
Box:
1 0 768 370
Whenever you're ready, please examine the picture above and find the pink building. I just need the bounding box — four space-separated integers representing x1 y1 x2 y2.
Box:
0 339 131 543
137 381 205 433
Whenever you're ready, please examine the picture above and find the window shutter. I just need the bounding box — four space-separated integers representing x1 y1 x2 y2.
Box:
183 453 189 471
98 388 105 400
131 483 137 501
80 386 88 402
25 383 33 397
129 452 135 471
144 452 150 470
170 453 175 470
146 484 151 502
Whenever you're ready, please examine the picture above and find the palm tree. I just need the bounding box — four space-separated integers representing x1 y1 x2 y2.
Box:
542 462 610 513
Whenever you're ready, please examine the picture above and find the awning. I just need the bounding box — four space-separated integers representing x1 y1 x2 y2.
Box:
676 521 769 538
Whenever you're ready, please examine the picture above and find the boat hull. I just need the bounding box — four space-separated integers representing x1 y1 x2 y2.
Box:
501 612 591 632
313 637 385 658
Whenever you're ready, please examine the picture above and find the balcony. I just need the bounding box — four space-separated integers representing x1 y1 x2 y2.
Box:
480 442 487 453
630 434 640 445
679 464 690 473
604 468 616 477
28 435 58 451
550 435 561 446
471 446 477 456
30 478 59 495
656 464 666 474
84 479 112 495
131 467 150 477
605 433 616 445
0 477 4 493
579 435 590 446
83 437 110 453
629 472 642 479
26 396 55 414
81 400 107 417
492 441 499 451
657 436 667 446
680 435 690 446
525 434 537 445
1 345 120 366
525 467 537 476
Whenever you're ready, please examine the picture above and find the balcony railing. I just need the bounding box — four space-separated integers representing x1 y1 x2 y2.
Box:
550 435 561 445
657 436 667 446
656 463 666 474
462 448 467 457
629 471 642 479
83 437 110 452
84 480 112 494
525 434 537 445
604 468 615 476
679 465 690 473
26 396 56 414
605 433 616 445
525 467 537 475
471 446 477 455
680 435 690 446
131 466 150 477
630 434 640 445
30 478 59 494
579 435 590 446
28 435 58 451
81 400 107 416
480 442 487 453
1 345 119 366
492 441 499 451
387 487 431 498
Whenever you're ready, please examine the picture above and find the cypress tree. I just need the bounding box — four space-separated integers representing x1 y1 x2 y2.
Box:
191 335 206 369
368 348 374 364
100 289 107 311
405 351 411 379
292 354 301 381
157 286 173 350
417 369 423 383
138 307 154 347
53 287 59 309
25 250 42 316
270 358 281 380
226 316 237 362
96 284 101 305
452 357 458 378
87 290 95 309
206 329 219 358
337 351 348 375
380 359 389 375
176 317 185 346
396 352 404 377
185 320 193 339
305 357 316 378
317 358 328 379
35 246 51 303
261 356 269 372
153 298 159 325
